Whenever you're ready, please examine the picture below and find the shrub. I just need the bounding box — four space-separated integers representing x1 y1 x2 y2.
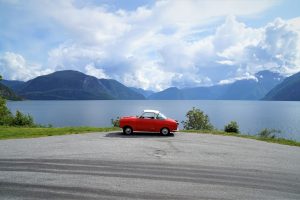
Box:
11 110 34 127
0 74 13 125
182 107 213 130
258 128 281 139
111 117 120 127
224 121 239 133
0 74 36 127
0 97 13 125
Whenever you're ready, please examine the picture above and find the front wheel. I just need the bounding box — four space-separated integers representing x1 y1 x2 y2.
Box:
160 128 170 136
123 127 133 135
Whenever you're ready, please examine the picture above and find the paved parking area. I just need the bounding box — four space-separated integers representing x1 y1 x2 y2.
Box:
0 132 300 199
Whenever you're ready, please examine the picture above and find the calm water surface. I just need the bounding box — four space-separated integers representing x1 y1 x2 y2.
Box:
6 100 300 141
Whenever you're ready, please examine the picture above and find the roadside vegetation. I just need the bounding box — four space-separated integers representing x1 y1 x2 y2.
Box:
182 107 300 147
1 74 35 127
0 126 120 140
1 73 299 146
111 117 120 127
0 96 119 140
182 107 213 130
224 121 239 134
0 74 120 140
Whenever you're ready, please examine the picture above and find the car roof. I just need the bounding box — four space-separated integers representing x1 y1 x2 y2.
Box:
143 109 160 114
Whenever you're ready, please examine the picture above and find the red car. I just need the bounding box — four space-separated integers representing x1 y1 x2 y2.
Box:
119 110 179 135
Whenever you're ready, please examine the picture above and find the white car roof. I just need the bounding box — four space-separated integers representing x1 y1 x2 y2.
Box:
143 109 160 114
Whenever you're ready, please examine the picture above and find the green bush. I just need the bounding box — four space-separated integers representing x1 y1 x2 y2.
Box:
258 128 281 139
182 107 213 130
224 121 239 133
111 117 120 127
1 75 36 127
11 110 34 127
0 97 13 125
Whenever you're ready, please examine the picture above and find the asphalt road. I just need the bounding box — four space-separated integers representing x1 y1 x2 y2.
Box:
0 131 300 200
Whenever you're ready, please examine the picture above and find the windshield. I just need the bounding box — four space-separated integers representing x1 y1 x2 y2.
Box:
157 113 167 120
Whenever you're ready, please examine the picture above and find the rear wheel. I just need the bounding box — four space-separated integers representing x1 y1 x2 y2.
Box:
123 126 133 135
160 127 170 136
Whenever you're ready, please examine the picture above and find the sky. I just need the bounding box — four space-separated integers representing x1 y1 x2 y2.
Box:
0 0 300 91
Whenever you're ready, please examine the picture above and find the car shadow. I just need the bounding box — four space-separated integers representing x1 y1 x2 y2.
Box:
105 132 174 138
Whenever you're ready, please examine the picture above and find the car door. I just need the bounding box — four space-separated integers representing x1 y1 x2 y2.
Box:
136 112 156 132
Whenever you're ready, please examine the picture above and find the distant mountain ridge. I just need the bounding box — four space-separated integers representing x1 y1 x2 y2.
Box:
1 80 25 92
2 70 296 100
0 82 22 100
2 70 145 100
148 71 284 100
129 87 155 98
263 71 300 101
97 79 146 100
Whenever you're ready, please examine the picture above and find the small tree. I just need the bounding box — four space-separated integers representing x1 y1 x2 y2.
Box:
0 73 13 125
0 97 13 125
258 128 281 139
182 107 213 130
224 121 239 133
0 74 35 127
12 110 34 127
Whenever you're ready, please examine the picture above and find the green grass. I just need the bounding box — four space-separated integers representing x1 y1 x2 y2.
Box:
0 126 120 140
181 129 300 147
1 126 299 147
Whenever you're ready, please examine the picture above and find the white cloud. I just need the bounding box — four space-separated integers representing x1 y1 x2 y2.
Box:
149 0 277 29
1 0 300 91
85 63 109 79
0 52 52 80
47 42 105 70
213 17 300 83
34 0 282 90
218 72 258 85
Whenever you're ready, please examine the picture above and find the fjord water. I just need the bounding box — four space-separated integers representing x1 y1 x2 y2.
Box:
7 100 300 141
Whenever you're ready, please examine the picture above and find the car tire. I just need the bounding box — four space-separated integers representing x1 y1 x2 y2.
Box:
160 127 170 136
123 126 133 135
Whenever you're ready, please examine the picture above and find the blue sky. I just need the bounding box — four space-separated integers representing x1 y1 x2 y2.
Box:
0 0 300 91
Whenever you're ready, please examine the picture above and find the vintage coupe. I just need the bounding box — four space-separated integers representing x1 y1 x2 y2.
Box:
119 110 179 135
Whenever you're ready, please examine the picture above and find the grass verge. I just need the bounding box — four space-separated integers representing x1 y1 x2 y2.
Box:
0 126 120 140
181 129 300 147
1 126 299 147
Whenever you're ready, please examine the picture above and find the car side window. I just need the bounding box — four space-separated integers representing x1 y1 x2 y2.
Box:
141 112 155 119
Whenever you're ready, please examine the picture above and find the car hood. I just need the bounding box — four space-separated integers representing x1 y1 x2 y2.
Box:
166 118 178 123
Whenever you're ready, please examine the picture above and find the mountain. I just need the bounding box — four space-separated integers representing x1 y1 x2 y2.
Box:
219 71 284 100
263 71 300 101
1 70 286 100
148 87 184 100
13 70 145 100
98 79 145 100
0 83 22 100
0 80 25 92
148 70 284 100
179 84 231 100
130 87 155 98
148 86 226 100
